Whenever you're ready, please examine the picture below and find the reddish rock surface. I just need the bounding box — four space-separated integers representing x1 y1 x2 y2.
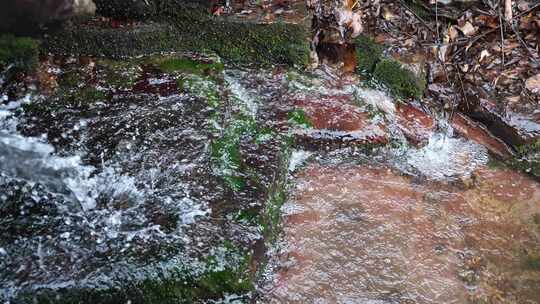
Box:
132 76 178 97
395 103 437 145
451 113 514 160
295 96 366 131
462 96 540 148
264 163 540 304
293 95 389 148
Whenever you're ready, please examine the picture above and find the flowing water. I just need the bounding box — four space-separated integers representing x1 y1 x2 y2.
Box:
254 69 540 303
0 87 216 299
261 162 540 303
1 61 539 303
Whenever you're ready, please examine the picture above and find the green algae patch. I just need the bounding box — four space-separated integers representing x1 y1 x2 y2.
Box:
288 108 313 128
158 57 224 74
373 59 426 99
211 115 259 191
509 139 540 180
355 35 384 73
0 34 39 73
260 140 291 244
20 244 254 304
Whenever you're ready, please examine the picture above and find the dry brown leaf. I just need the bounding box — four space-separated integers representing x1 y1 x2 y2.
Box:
448 26 459 41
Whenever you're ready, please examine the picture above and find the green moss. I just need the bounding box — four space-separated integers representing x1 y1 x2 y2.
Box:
354 35 426 99
355 35 384 73
518 139 540 155
374 59 426 99
508 139 540 180
19 242 253 304
158 57 224 74
0 34 39 73
235 208 262 226
288 108 313 128
180 75 221 108
43 10 310 66
260 143 291 241
211 115 258 191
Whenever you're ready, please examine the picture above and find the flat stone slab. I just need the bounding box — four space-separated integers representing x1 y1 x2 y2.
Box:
43 1 311 66
263 162 540 303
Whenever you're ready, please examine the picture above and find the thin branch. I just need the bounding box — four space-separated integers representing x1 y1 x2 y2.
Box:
498 1 505 66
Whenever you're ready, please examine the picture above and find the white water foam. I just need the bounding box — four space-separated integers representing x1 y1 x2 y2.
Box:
403 132 489 180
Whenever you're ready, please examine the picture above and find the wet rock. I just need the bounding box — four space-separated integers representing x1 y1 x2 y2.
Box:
43 8 311 66
0 0 95 34
264 163 540 303
292 95 389 149
0 35 40 74
509 140 540 180
353 35 427 99
1 54 291 303
451 113 514 160
461 95 540 148
295 95 366 131
132 75 179 97
395 103 436 145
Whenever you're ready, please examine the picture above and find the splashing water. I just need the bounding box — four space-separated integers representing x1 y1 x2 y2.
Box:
401 131 489 181
0 132 140 210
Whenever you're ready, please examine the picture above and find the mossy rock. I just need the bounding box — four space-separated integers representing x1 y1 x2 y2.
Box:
288 108 313 128
11 239 254 304
373 59 426 99
354 35 426 99
355 35 384 73
509 139 540 180
156 57 224 74
0 34 39 73
43 10 310 66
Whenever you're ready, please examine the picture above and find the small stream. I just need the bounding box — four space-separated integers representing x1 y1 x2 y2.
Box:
1 60 539 303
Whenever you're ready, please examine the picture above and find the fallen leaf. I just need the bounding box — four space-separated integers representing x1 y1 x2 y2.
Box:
382 6 395 21
448 25 459 41
525 74 540 94
459 21 476 36
479 49 490 62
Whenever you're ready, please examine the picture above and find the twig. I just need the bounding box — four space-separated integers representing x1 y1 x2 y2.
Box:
435 0 441 44
398 0 436 34
504 0 512 21
498 1 505 66
509 21 540 64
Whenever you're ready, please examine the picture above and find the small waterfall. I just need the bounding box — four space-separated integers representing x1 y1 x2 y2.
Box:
403 130 489 180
